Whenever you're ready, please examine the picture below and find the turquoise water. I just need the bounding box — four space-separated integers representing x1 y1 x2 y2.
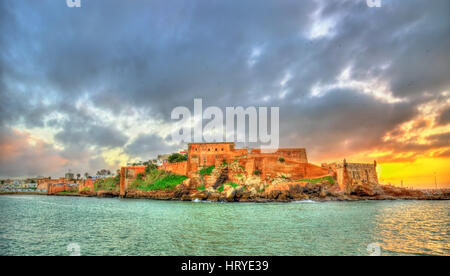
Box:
0 195 448 256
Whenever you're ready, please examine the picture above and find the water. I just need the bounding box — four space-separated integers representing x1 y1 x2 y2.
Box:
0 195 448 256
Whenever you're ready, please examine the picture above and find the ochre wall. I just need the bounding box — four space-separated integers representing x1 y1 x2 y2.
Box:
251 148 308 163
79 178 94 192
120 166 146 196
160 161 188 176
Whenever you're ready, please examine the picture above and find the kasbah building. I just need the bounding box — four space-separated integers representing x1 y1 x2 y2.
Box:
120 142 378 196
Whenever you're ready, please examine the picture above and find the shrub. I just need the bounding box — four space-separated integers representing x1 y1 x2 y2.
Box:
253 170 261 176
197 184 206 191
225 182 239 188
278 157 285 162
199 165 215 176
217 182 239 192
145 163 158 174
94 177 120 192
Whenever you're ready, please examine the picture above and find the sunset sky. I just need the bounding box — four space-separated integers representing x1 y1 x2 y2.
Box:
1 0 449 188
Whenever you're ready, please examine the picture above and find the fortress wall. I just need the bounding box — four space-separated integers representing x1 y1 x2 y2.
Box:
251 148 308 163
259 157 307 180
333 161 378 192
48 183 78 194
304 163 330 178
120 166 146 196
78 178 94 192
162 161 188 176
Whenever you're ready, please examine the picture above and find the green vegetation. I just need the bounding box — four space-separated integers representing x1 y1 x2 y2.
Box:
168 153 188 163
57 189 78 194
236 174 243 177
297 176 335 185
129 167 187 191
131 174 187 191
257 188 265 193
217 182 239 192
199 165 215 176
197 184 206 191
278 157 285 162
145 163 158 174
94 177 120 192
82 187 91 192
253 170 261 176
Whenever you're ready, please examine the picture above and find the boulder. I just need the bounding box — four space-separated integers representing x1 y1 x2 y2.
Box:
350 184 376 197
191 190 209 200
245 176 262 188
207 192 221 202
225 187 236 201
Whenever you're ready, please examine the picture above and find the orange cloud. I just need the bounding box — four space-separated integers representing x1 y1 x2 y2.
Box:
0 128 68 177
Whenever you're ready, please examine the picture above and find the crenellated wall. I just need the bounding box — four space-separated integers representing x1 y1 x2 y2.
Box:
324 160 378 192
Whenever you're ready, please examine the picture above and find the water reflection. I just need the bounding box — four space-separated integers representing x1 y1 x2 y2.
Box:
374 201 449 255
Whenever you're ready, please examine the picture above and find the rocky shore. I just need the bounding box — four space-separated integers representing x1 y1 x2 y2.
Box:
4 181 449 202
85 178 450 202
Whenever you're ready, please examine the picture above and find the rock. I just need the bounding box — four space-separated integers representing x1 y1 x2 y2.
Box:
207 192 221 202
350 184 376 197
181 194 191 201
277 191 291 201
223 185 232 193
191 190 209 200
225 187 236 201
235 186 243 196
245 176 261 188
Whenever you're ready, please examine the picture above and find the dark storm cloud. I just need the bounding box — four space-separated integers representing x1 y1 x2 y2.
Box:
0 0 449 177
277 88 416 160
125 133 179 159
437 108 450 126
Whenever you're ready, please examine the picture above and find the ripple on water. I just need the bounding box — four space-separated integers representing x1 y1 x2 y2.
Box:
0 195 448 256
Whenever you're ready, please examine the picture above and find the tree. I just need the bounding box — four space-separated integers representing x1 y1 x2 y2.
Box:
145 163 158 174
84 172 89 179
76 173 81 180
168 153 187 163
